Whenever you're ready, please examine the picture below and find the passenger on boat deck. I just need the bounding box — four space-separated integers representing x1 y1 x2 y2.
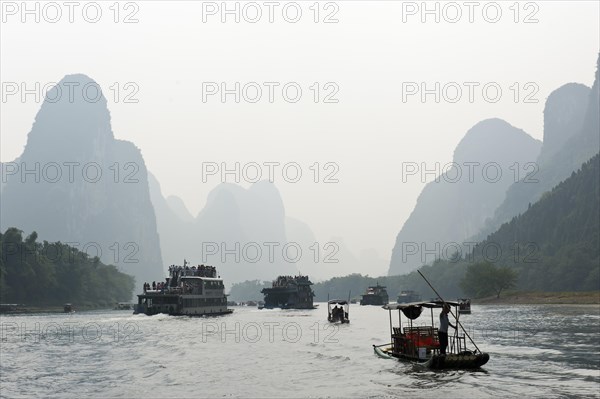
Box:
332 305 340 319
438 304 456 355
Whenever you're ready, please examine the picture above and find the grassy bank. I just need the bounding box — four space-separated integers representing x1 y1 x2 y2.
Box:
475 291 600 305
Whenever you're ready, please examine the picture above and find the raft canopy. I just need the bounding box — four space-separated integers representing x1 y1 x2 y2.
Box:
383 300 460 310
327 299 348 305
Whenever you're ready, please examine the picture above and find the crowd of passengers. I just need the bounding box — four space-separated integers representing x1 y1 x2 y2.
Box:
169 264 217 278
141 264 218 293
272 275 309 287
330 305 347 321
143 281 167 292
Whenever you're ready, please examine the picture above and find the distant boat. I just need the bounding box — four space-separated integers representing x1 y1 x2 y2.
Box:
261 275 316 309
458 298 472 314
397 290 422 304
360 283 389 306
134 260 233 316
63 303 74 313
327 299 350 324
114 302 133 310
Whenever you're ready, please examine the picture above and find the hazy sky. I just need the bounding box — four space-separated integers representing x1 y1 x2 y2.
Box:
1 1 599 268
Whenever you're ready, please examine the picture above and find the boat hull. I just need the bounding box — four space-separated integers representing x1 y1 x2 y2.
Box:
134 305 233 317
424 352 489 369
328 319 350 324
373 345 489 369
360 296 388 306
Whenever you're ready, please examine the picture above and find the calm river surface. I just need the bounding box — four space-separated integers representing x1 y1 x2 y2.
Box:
1 304 599 398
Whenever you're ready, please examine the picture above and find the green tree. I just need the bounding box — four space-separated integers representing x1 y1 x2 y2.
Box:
460 262 517 299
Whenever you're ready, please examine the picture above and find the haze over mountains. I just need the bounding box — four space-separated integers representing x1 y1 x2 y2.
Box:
388 54 600 277
475 76 599 241
388 118 542 275
150 173 388 284
2 55 597 294
0 74 163 287
0 73 388 289
149 175 297 284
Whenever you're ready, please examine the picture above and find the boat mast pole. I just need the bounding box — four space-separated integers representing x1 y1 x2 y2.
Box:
388 308 393 340
417 270 481 353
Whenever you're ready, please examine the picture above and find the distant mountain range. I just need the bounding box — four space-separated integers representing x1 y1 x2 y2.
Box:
388 118 542 275
474 75 598 241
3 53 597 297
388 54 600 278
0 73 385 292
150 175 389 284
149 175 297 285
0 74 163 287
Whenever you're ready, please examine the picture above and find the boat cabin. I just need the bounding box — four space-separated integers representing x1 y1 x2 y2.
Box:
327 299 350 323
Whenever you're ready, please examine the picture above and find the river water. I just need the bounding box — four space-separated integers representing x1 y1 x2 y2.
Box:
1 304 599 398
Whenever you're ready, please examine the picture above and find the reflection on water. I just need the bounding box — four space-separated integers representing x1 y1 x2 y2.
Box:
1 304 598 398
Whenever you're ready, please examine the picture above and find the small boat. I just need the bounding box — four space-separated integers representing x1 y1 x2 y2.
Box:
63 303 74 313
397 290 421 304
327 299 350 324
458 298 471 314
360 283 389 306
373 300 489 369
114 302 133 310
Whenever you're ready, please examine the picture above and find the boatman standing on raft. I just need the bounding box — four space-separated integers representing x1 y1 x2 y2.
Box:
438 303 456 355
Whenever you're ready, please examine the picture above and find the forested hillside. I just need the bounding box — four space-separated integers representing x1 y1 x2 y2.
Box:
0 228 135 306
473 153 599 291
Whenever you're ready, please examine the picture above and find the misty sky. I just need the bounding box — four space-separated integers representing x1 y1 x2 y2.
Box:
1 1 599 272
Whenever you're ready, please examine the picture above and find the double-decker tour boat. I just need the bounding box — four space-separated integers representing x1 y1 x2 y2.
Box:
134 261 233 316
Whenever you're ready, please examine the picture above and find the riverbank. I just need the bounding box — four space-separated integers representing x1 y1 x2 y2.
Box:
0 304 123 314
475 291 600 305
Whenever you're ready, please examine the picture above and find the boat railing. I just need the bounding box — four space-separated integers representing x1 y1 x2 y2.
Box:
392 326 440 357
449 334 467 353
391 326 470 357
